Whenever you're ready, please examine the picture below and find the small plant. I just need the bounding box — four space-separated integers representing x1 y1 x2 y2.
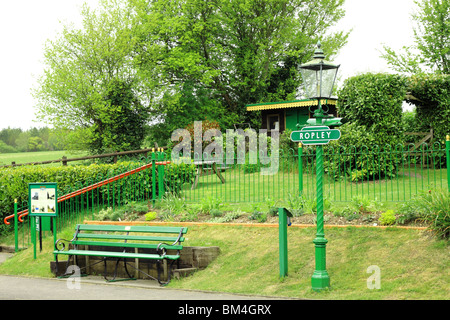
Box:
145 211 158 221
379 210 396 226
210 208 223 218
266 198 279 217
416 189 450 239
351 195 376 213
200 196 224 214
249 205 267 223
94 207 124 221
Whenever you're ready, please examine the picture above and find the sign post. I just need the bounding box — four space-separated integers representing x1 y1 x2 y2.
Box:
29 183 58 259
291 125 341 291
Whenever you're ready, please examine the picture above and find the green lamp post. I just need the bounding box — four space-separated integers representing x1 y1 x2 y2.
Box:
299 41 340 291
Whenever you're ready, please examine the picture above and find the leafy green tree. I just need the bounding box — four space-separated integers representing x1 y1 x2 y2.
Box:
33 0 150 154
381 0 450 75
132 0 349 136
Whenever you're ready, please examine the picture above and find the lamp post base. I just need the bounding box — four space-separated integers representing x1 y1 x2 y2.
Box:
311 270 330 291
311 237 330 291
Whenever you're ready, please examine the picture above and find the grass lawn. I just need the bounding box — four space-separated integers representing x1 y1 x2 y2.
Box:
0 150 88 167
0 223 448 300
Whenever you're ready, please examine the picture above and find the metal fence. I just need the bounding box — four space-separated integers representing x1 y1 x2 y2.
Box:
167 141 449 205
5 140 450 251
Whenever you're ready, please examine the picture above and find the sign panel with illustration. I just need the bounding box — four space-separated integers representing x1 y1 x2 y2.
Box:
29 183 58 217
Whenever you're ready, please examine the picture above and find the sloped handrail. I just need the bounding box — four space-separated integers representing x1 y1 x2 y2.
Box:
3 161 170 225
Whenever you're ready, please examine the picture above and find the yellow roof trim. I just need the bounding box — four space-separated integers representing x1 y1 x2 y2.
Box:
246 99 336 111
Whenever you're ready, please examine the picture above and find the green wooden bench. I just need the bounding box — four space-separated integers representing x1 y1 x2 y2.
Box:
53 224 188 285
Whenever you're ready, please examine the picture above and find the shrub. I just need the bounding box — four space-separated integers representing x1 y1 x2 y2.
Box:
0 160 195 235
407 74 450 144
379 210 396 226
329 73 407 181
145 211 158 221
416 189 450 240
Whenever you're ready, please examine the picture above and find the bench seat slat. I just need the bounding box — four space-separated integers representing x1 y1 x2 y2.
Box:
76 233 185 242
53 249 180 260
72 240 183 250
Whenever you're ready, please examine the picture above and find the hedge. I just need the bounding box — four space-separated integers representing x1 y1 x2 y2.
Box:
331 73 408 180
0 161 195 234
407 73 450 143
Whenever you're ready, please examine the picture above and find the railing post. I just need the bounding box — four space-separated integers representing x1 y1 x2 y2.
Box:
298 143 303 196
446 135 450 192
14 199 18 252
158 148 165 199
151 148 156 205
278 208 288 278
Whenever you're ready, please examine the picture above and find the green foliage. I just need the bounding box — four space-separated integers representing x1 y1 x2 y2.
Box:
325 123 403 181
0 160 194 233
0 127 64 153
407 74 450 144
415 189 450 240
145 211 158 221
34 1 150 154
199 196 224 215
337 73 407 141
133 0 349 133
381 0 450 75
379 210 396 226
328 73 407 181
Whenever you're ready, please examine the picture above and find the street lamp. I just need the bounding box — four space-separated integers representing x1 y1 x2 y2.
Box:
299 41 340 291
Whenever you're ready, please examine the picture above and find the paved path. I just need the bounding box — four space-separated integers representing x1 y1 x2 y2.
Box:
0 274 285 300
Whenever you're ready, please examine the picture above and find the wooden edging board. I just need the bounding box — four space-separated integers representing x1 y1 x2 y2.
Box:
83 220 427 230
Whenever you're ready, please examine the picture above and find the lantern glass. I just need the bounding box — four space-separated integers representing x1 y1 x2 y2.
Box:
299 43 340 100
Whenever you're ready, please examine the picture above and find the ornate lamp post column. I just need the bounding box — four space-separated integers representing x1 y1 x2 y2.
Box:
298 42 340 291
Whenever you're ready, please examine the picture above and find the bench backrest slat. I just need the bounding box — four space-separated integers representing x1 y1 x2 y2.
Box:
78 224 188 234
77 233 185 243
71 224 187 250
73 240 183 250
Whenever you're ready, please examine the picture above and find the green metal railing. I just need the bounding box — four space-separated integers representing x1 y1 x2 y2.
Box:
6 140 450 252
7 152 169 251
165 140 449 205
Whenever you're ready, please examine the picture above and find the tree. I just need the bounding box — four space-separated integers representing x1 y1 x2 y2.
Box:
33 0 151 154
381 0 450 75
132 0 349 138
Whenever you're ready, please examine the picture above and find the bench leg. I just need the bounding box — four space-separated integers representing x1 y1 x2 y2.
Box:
157 259 176 286
103 257 136 282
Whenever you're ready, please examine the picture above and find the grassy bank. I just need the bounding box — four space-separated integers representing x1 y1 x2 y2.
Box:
0 223 448 300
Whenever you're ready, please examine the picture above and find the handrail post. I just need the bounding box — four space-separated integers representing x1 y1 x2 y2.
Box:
446 135 450 192
298 143 303 196
278 207 291 278
151 148 156 205
158 148 165 199
14 199 18 252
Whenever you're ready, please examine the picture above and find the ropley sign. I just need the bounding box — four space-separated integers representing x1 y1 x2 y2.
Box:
290 126 341 145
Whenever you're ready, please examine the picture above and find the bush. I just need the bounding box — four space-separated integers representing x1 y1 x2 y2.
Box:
416 189 450 240
379 210 396 226
329 73 407 182
145 211 158 221
407 74 450 144
325 122 403 181
0 160 195 234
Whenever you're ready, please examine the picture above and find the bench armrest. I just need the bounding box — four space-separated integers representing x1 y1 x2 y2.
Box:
54 225 81 252
54 238 72 252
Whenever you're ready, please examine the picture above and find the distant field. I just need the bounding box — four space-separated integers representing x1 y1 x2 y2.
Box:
0 150 88 167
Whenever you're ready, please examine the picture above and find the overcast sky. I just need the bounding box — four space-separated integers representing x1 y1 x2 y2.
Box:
0 0 416 130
